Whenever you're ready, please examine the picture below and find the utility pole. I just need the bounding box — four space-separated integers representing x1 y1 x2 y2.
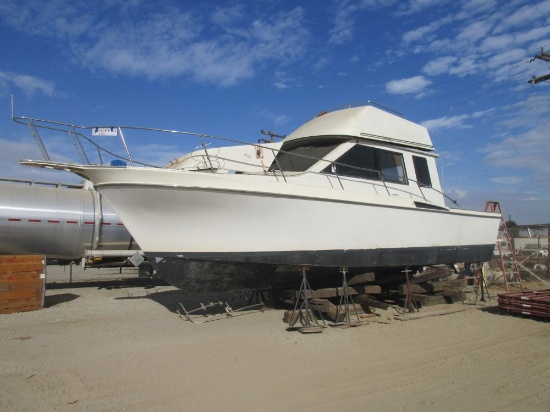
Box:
259 129 285 143
528 47 550 86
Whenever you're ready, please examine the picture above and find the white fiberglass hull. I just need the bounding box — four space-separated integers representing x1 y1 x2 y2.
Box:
100 184 498 263
21 163 500 290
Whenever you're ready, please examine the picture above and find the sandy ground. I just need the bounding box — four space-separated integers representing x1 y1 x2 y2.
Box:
1 280 549 412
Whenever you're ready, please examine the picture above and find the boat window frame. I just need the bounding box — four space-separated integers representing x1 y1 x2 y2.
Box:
322 143 408 185
268 136 347 173
412 155 432 188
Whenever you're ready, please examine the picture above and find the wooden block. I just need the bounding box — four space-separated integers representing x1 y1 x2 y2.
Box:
439 290 465 302
283 310 294 323
348 272 375 286
0 278 44 291
0 271 44 282
329 304 363 322
304 285 381 299
440 290 465 299
398 278 466 295
309 298 332 312
0 304 43 314
309 298 363 321
0 255 44 273
0 257 45 314
0 298 43 310
283 309 307 324
0 287 44 301
354 294 390 310
411 293 447 306
407 266 453 284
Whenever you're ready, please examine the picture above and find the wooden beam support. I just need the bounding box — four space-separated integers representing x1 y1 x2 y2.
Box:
398 278 466 295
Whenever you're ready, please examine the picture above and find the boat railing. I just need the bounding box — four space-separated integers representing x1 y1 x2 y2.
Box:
317 100 404 118
183 144 456 206
12 103 458 207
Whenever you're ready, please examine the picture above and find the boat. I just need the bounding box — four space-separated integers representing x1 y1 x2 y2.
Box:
16 102 501 291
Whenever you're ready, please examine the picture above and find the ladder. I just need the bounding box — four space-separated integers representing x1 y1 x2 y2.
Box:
485 201 524 293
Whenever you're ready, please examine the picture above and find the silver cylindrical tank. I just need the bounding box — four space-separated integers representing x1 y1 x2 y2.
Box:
0 180 137 260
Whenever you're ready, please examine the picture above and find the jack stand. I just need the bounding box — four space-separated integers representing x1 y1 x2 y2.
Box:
332 266 362 327
474 263 491 304
287 266 325 333
402 267 419 313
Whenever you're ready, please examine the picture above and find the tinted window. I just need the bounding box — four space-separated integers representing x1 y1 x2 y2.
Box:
413 156 432 187
269 138 343 172
323 145 407 184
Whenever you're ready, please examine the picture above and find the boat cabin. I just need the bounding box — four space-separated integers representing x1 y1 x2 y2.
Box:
268 105 445 208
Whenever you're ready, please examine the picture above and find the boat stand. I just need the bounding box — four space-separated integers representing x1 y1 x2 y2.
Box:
402 267 419 313
177 290 265 324
286 266 326 333
331 266 363 327
473 263 492 304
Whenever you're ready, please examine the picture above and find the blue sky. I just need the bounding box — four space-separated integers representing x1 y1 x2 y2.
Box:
0 0 549 224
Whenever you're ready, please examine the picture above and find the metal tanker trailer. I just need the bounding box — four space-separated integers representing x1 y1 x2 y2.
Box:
0 178 139 262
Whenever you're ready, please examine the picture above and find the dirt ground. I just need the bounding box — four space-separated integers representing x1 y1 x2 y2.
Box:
1 280 549 412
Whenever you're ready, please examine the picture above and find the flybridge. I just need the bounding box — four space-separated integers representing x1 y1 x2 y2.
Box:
285 104 435 151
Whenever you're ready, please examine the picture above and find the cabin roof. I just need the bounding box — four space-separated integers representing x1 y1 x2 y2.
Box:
284 105 434 151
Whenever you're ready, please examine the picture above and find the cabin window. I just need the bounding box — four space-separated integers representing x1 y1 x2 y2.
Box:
269 138 343 172
323 145 407 184
412 156 432 187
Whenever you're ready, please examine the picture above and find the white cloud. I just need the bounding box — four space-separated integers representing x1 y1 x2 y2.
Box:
0 71 55 96
396 0 452 16
385 75 431 95
479 34 514 52
421 114 470 131
460 0 497 14
0 137 82 182
499 94 550 129
255 109 290 128
456 20 492 43
437 150 463 167
403 19 445 43
516 26 550 44
328 0 399 46
403 25 435 43
489 176 523 185
328 0 358 45
0 2 309 87
210 5 244 27
481 118 550 188
421 109 494 131
272 71 300 90
495 1 550 33
446 187 468 199
448 57 478 76
421 56 457 75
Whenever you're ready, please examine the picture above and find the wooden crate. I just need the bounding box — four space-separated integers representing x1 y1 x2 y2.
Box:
0 255 45 314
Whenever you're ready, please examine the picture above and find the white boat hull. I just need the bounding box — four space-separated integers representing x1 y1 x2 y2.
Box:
19 163 501 290
99 184 498 263
86 170 500 289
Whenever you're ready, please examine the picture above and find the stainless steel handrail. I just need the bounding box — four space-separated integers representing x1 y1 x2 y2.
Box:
12 104 457 207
